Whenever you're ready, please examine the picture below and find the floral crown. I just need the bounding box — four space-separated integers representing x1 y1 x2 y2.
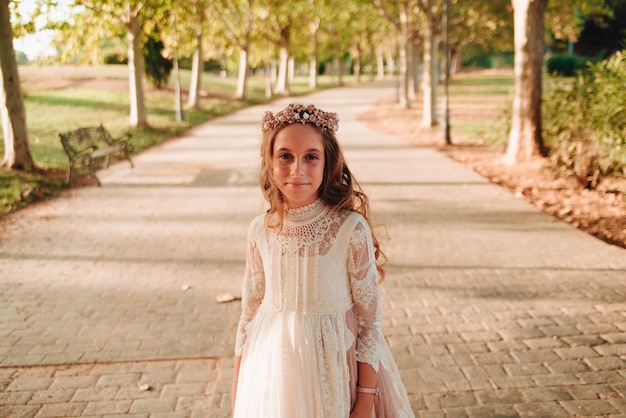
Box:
261 103 339 133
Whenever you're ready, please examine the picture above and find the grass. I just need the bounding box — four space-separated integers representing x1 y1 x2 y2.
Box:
0 65 352 216
447 72 513 143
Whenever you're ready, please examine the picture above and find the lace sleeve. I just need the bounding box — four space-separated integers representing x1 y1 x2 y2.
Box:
234 220 265 356
348 217 382 372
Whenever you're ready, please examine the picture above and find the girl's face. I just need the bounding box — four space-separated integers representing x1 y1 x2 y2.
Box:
272 124 325 209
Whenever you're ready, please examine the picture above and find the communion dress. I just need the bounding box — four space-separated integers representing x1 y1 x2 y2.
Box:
234 199 415 418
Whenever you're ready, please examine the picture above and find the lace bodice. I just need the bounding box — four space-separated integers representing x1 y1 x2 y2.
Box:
235 199 382 370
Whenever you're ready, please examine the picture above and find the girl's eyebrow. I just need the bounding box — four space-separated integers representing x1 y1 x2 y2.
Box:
275 147 323 153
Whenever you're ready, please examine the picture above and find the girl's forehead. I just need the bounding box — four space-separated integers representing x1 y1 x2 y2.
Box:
273 125 324 149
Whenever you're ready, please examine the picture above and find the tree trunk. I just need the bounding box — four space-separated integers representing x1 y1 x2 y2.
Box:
353 43 362 83
431 32 439 122
288 56 294 83
235 45 249 99
273 47 289 95
127 13 148 127
0 0 35 170
264 53 272 98
309 56 318 89
503 0 548 165
386 51 395 78
450 48 461 75
1 73 15 166
421 5 437 127
376 47 385 80
173 56 183 122
309 19 320 89
334 55 344 86
187 31 203 109
410 36 419 98
398 5 411 108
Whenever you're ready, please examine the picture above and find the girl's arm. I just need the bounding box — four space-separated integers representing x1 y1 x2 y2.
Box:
348 218 383 417
350 361 377 417
231 355 242 413
232 220 265 414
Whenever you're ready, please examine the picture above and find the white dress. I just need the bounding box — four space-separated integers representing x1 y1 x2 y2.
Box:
234 199 415 418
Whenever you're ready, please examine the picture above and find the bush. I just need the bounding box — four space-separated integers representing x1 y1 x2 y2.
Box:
546 55 590 77
462 52 515 69
178 57 224 74
543 50 626 188
143 34 172 90
104 53 128 65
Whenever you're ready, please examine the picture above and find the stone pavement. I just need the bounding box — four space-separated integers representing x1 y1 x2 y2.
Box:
1 81 626 418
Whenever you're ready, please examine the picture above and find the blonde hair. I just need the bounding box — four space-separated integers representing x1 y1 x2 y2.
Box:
259 123 387 281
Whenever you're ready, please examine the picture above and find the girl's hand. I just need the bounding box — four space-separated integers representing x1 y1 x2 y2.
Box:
350 394 375 418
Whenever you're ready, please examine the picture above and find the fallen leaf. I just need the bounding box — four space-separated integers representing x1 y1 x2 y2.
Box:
216 293 242 303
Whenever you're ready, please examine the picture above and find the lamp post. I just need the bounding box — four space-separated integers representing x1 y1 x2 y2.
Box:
442 0 451 144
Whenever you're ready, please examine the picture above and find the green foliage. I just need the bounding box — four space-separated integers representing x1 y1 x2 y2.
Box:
543 50 626 188
15 50 29 65
0 171 65 216
177 57 223 73
104 53 128 65
143 34 173 89
546 54 590 77
462 52 514 69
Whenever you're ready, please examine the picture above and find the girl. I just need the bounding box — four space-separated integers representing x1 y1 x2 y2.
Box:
232 103 414 418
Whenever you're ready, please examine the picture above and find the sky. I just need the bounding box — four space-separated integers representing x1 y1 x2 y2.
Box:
11 0 75 60
14 31 58 60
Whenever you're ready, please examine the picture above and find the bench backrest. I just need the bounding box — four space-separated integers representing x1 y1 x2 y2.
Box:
59 125 115 156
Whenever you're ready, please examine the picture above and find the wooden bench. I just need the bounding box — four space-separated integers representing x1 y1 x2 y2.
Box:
59 125 134 186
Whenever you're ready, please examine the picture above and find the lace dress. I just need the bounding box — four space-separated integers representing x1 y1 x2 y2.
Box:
234 199 415 418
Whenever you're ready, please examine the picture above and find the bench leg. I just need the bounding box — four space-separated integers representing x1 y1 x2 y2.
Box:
64 165 71 186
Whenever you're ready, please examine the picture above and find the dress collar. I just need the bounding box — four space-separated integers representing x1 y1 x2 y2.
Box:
284 199 327 225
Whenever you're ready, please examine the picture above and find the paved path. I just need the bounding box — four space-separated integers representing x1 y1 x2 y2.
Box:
2 81 626 418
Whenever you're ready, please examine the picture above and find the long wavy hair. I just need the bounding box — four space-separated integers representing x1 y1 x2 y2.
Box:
259 123 387 281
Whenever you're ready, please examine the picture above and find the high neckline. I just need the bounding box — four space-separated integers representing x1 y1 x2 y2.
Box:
285 199 327 225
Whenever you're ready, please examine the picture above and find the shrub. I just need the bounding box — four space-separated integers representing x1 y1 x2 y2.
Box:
104 53 128 65
143 34 172 90
543 50 626 188
546 55 589 77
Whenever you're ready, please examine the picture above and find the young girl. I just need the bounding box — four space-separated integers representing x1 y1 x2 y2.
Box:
232 103 414 418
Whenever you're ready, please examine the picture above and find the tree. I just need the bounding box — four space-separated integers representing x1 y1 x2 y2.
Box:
450 0 513 74
72 0 169 127
502 0 548 165
126 7 148 127
1 0 35 170
374 0 415 108
209 0 254 100
503 0 610 164
420 0 439 127
185 0 210 108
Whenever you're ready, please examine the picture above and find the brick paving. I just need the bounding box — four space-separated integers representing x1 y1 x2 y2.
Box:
1 82 626 417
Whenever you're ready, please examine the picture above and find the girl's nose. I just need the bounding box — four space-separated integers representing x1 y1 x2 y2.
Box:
292 159 305 175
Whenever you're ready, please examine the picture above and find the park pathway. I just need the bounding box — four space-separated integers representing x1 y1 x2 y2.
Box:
2 81 626 417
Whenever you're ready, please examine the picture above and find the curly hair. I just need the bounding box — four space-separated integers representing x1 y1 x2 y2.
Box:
259 122 387 281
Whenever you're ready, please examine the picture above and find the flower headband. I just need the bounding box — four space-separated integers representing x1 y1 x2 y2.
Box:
261 103 339 133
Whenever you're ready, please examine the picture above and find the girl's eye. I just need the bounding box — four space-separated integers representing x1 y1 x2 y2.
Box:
278 153 292 160
306 154 320 160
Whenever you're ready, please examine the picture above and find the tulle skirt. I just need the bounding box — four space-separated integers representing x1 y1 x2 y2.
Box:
233 305 415 418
